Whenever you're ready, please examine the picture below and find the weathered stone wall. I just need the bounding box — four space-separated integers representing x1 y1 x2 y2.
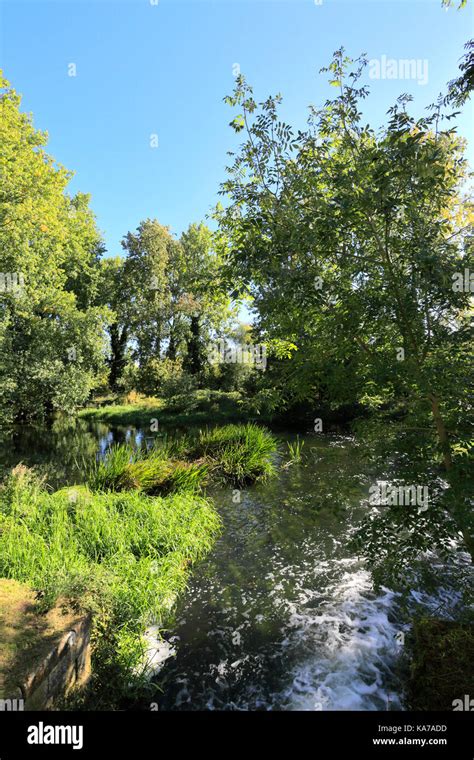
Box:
4 616 91 711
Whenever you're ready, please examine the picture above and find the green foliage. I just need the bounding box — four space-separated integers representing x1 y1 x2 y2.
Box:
121 219 181 369
113 219 236 393
95 257 131 392
0 465 220 707
136 357 197 397
445 39 474 106
217 50 474 566
0 73 109 426
191 423 278 484
179 222 236 379
79 390 250 428
406 618 474 710
348 415 474 587
350 498 463 590
218 53 472 418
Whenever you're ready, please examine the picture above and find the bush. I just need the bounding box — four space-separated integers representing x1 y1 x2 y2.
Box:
210 361 254 393
406 618 474 710
136 358 197 398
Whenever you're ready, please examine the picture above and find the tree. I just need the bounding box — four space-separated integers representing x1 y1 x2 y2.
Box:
217 52 473 572
0 72 109 427
118 219 235 393
96 257 130 391
121 219 179 370
179 223 234 380
441 0 473 106
446 40 474 106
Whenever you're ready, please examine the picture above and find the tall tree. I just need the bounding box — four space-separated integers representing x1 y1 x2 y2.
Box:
96 257 130 391
0 72 109 427
121 219 180 367
217 53 473 568
180 223 233 379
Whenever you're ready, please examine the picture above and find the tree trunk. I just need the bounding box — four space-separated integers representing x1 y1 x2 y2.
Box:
429 392 473 561
109 323 128 391
186 315 203 379
167 327 177 360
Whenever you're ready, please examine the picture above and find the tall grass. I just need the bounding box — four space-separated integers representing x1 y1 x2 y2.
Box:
88 423 277 492
285 436 305 465
0 424 276 705
88 443 208 495
0 465 220 707
192 423 278 484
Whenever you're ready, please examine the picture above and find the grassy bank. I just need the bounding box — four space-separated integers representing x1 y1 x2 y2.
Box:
0 423 277 707
79 390 253 429
88 423 278 491
78 391 363 434
0 465 220 707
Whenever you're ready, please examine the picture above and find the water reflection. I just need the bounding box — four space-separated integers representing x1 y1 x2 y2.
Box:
0 417 148 489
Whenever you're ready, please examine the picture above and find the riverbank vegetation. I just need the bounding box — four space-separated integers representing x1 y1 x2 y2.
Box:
0 424 277 706
88 423 277 492
0 465 221 706
0 5 473 709
78 390 254 429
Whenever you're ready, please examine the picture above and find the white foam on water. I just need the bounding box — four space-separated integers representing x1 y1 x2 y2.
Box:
142 626 176 676
271 559 404 711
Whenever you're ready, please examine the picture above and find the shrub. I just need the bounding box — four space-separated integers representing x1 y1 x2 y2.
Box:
136 358 197 398
406 618 474 710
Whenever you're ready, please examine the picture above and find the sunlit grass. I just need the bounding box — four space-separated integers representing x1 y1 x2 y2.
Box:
0 465 221 707
0 423 277 705
88 423 277 492
78 390 247 428
87 442 208 495
285 436 305 465
191 423 278 485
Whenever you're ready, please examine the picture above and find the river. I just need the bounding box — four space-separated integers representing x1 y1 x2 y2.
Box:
1 420 409 710
150 434 405 710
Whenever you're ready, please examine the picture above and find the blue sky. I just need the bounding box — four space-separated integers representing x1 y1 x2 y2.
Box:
0 0 472 257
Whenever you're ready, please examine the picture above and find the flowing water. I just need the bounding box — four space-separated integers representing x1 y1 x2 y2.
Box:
151 435 405 711
1 420 407 710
